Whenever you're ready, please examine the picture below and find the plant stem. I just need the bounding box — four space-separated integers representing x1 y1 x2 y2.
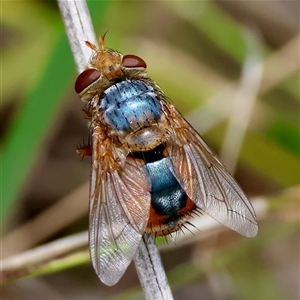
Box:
58 0 97 73
57 0 173 298
134 235 174 300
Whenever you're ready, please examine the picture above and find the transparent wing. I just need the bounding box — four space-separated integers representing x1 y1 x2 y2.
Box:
165 104 258 237
89 139 151 286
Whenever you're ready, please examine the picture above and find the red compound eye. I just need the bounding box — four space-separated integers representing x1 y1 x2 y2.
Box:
122 54 147 69
75 69 101 94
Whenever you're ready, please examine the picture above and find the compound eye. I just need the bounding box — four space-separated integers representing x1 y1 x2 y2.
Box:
122 54 147 69
75 69 101 94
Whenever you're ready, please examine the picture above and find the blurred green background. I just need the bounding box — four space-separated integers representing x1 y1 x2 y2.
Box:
1 1 299 299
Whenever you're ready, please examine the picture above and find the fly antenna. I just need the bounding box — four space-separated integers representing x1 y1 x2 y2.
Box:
85 40 99 53
99 30 109 52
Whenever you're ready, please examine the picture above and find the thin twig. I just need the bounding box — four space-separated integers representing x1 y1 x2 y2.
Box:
220 29 264 173
0 194 272 283
57 0 173 298
58 0 97 73
1 182 89 258
134 235 173 300
1 231 88 271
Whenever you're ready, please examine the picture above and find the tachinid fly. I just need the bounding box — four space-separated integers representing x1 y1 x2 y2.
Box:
75 35 258 286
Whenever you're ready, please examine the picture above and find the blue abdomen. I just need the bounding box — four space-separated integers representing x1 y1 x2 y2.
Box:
130 143 190 231
144 157 187 219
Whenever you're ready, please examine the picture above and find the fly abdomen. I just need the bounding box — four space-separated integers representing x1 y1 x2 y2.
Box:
131 144 196 236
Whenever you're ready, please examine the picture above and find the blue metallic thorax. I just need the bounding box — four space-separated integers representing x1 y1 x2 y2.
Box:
100 80 162 133
143 157 187 221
